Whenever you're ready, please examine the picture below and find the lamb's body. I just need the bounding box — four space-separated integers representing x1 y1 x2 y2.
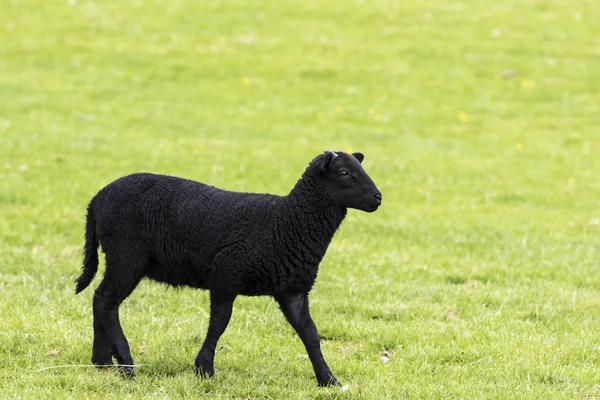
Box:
90 172 344 296
76 151 381 387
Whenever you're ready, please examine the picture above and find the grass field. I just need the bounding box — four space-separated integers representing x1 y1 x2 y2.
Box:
1 0 600 398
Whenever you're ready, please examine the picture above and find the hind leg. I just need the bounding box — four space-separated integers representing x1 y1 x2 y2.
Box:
93 249 146 376
91 280 113 367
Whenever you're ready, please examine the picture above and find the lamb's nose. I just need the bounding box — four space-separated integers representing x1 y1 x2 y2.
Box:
374 192 382 204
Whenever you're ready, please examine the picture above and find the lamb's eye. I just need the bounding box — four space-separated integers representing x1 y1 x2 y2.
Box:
339 171 350 178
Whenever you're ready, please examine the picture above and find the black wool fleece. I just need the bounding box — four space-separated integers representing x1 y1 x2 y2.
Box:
76 150 382 387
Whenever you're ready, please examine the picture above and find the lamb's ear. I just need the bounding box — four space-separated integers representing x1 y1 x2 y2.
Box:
352 152 364 163
317 150 338 174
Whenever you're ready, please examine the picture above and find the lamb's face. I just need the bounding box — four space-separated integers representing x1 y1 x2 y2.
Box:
319 151 382 213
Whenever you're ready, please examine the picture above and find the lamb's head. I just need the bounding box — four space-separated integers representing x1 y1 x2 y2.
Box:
312 150 382 212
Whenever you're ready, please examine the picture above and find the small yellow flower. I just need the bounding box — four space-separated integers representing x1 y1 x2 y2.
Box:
0 119 11 130
521 80 536 89
241 76 250 85
336 106 343 113
346 146 353 153
458 111 469 123
368 107 376 115
516 142 523 151
568 177 574 185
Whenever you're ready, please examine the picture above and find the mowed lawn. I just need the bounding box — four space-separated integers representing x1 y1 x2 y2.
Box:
1 0 600 398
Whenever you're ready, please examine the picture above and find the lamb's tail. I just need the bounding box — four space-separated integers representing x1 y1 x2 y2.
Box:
76 200 99 294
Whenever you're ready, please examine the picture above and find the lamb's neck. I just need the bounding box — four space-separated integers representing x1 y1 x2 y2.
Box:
282 174 347 247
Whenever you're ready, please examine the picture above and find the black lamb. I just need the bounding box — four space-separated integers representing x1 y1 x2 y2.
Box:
75 150 382 387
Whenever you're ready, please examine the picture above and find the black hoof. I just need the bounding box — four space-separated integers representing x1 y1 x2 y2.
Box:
195 365 214 378
92 352 114 365
318 377 341 387
119 366 135 377
94 362 114 369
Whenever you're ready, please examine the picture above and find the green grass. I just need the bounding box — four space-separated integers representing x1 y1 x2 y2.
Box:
1 0 600 398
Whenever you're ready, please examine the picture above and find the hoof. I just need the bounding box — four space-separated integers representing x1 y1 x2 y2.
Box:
93 362 114 370
318 377 341 387
195 365 214 378
92 353 114 368
119 366 135 377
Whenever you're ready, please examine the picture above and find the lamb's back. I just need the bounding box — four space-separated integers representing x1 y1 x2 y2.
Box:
93 172 281 260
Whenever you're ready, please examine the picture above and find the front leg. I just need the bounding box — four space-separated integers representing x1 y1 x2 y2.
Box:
275 293 340 387
195 292 236 377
